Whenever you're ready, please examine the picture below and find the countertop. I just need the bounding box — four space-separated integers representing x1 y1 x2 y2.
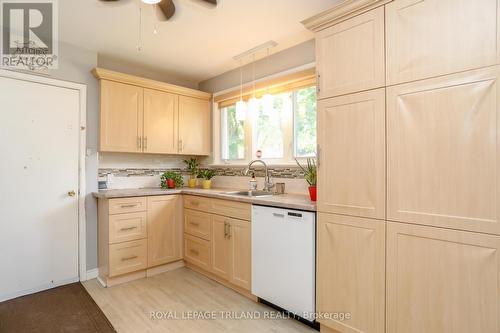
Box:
93 187 316 212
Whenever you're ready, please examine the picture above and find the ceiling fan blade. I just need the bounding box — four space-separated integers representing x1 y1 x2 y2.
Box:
201 0 217 4
157 0 175 21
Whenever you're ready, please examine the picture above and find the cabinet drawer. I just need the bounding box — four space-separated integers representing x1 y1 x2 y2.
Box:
184 209 211 240
109 239 147 277
184 234 211 271
109 197 147 215
184 195 212 212
109 212 147 244
212 199 251 221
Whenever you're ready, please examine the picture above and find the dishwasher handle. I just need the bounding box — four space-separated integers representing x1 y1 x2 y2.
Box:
273 212 285 218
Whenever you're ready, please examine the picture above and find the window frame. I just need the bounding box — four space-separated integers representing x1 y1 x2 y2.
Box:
215 85 316 166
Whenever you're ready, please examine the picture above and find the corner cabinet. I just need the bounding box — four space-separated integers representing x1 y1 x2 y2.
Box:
97 195 183 287
178 96 211 155
94 68 212 156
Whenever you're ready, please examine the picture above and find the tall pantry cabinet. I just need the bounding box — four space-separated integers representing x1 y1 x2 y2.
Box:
303 0 500 332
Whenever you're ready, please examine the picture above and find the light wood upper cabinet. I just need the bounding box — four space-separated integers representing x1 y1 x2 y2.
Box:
100 80 143 153
211 215 232 281
318 88 385 219
147 195 182 268
387 67 500 235
386 0 500 85
229 218 251 291
143 89 178 154
94 68 212 156
317 213 385 333
386 222 500 333
316 6 385 99
178 96 211 155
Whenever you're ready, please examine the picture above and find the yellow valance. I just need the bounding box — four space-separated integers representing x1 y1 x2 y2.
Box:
215 68 316 108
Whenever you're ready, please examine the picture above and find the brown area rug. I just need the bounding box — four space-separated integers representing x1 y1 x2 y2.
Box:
0 283 116 333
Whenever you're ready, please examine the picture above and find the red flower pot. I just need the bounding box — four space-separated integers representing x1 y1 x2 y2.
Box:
308 186 317 202
167 179 176 189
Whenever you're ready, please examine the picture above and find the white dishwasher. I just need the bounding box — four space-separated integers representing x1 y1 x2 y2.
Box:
252 205 316 322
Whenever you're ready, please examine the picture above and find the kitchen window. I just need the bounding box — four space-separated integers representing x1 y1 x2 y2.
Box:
218 85 316 164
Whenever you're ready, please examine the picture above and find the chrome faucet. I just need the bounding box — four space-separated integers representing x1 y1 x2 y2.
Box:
244 159 274 192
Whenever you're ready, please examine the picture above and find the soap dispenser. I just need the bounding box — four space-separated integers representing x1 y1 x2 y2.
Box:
249 172 257 190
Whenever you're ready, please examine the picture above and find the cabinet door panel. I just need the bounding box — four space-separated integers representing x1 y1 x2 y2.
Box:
230 218 251 291
386 0 500 85
387 67 500 234
317 213 385 333
143 89 178 154
211 215 231 280
386 222 500 333
178 96 210 155
316 6 385 98
100 80 143 152
147 195 182 267
318 89 385 219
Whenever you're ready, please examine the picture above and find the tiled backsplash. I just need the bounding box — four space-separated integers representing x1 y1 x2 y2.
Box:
98 166 305 179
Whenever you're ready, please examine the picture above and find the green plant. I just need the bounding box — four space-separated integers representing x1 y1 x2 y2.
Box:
295 158 317 186
183 157 199 178
197 169 216 180
160 171 184 188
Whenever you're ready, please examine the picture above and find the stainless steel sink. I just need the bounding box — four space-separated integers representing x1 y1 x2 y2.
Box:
223 190 273 198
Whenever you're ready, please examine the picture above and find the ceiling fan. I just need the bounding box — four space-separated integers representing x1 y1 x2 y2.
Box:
99 0 217 21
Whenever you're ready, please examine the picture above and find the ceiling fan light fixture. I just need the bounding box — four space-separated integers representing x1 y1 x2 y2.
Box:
141 0 162 4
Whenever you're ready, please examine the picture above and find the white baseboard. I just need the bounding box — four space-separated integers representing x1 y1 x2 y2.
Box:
0 276 79 302
85 268 99 280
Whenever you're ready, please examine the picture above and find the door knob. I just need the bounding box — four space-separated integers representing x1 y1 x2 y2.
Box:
68 190 76 197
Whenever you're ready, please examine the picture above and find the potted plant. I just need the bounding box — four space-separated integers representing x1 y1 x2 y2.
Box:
198 169 216 189
160 171 184 189
183 157 199 188
295 158 317 202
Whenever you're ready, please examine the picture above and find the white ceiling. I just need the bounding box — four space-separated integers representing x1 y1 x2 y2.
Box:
59 0 339 83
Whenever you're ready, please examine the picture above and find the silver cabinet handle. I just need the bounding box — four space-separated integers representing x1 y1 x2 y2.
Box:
317 144 321 168
121 255 138 261
143 136 148 150
121 204 138 208
137 136 142 149
179 139 183 153
189 221 200 226
224 221 228 238
120 226 137 231
317 72 321 95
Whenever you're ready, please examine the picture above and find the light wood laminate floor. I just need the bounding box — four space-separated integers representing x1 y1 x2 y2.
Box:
83 267 317 333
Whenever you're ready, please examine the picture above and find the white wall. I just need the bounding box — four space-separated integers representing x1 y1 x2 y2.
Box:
198 39 315 93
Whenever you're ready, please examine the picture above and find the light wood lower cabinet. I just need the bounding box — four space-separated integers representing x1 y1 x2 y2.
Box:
147 195 182 267
317 213 385 333
211 215 232 280
184 196 252 294
386 222 500 333
98 195 183 285
229 218 251 290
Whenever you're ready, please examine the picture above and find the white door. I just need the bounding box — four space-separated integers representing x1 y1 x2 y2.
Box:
0 75 81 302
